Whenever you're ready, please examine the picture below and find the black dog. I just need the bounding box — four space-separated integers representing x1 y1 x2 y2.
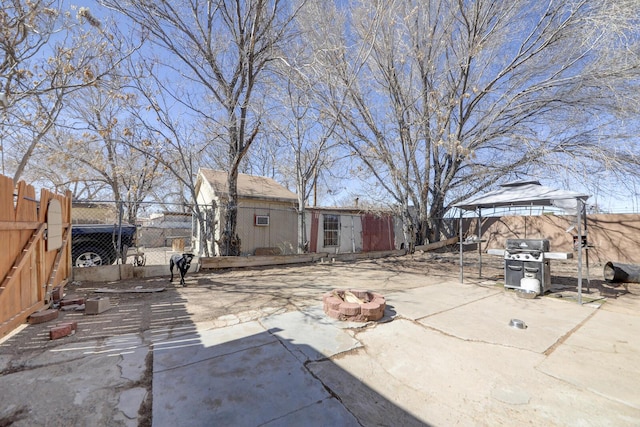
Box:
170 253 194 286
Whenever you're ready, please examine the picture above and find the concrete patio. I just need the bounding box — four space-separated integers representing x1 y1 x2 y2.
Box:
1 256 639 426
149 280 640 426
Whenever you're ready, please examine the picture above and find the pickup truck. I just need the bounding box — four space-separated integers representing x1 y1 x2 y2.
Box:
71 224 137 267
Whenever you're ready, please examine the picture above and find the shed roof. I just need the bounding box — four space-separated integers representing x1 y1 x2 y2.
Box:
198 169 298 203
454 181 590 211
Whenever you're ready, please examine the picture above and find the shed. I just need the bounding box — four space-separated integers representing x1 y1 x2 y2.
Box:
454 181 591 303
305 207 403 254
194 169 299 256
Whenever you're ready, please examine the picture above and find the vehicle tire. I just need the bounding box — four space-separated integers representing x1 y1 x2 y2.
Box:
73 247 112 267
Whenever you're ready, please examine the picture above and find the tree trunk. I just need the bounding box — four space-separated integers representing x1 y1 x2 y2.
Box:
220 169 241 256
400 201 416 252
428 196 446 243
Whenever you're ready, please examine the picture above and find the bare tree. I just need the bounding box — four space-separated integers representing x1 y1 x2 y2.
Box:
264 67 339 252
250 2 343 252
0 1 115 181
36 56 165 225
101 0 302 255
311 0 640 248
123 59 217 256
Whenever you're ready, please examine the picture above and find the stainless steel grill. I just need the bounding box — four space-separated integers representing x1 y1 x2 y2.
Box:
504 239 550 294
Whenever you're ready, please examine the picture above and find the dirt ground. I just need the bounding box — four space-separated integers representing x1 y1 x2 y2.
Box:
0 250 626 426
1 250 622 356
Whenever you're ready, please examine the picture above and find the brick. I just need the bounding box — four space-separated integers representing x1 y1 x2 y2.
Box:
360 301 381 311
361 302 384 320
56 321 78 332
52 286 63 302
349 289 369 299
85 297 110 315
60 297 85 307
49 324 72 340
324 308 342 319
339 302 361 316
325 296 343 311
28 309 59 324
372 297 386 307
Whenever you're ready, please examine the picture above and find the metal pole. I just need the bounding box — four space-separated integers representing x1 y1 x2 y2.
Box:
478 210 482 278
583 202 590 293
576 199 583 304
459 210 464 283
117 202 124 265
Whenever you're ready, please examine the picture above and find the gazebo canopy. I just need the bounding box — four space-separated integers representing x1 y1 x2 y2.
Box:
454 180 591 304
455 181 590 211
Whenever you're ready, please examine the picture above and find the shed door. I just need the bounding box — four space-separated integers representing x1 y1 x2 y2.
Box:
362 214 394 252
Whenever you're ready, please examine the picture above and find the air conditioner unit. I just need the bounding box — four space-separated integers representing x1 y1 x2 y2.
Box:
255 215 270 226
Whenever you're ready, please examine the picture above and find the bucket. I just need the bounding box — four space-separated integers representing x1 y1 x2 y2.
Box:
520 277 540 294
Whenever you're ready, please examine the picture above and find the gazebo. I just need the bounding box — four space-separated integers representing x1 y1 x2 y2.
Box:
454 181 591 303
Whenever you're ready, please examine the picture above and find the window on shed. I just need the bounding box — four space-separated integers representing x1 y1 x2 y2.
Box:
323 214 340 246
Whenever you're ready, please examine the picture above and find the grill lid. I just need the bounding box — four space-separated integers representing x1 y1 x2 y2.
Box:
505 238 549 252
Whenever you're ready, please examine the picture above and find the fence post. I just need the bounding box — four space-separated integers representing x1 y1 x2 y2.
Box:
116 202 124 265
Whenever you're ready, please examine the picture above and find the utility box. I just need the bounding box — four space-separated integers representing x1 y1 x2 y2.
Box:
85 297 111 315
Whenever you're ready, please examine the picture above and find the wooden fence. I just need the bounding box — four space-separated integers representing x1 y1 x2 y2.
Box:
465 213 640 265
0 175 71 338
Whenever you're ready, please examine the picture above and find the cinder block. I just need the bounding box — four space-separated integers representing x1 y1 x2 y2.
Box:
85 297 111 315
49 324 72 340
28 309 59 324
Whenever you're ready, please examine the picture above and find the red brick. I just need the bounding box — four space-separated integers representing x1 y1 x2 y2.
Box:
60 297 85 307
339 302 361 316
361 302 384 320
325 308 342 319
361 301 381 311
325 296 343 310
52 286 63 302
56 321 78 332
49 324 72 340
28 309 59 324
372 297 386 306
349 289 368 299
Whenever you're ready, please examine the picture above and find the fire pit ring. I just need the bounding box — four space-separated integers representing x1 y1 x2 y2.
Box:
323 289 386 322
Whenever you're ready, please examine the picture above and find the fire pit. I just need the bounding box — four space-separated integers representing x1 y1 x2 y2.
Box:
322 289 386 322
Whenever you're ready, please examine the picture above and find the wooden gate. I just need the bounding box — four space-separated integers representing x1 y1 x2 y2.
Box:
0 175 71 338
